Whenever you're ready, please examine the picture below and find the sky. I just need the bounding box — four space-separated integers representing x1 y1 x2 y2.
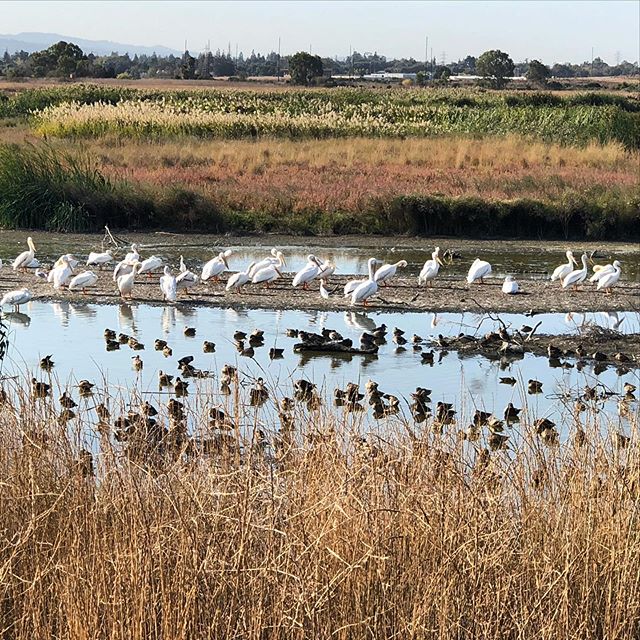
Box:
2 0 639 64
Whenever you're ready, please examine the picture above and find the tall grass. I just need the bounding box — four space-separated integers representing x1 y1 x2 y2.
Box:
0 373 638 639
34 98 640 148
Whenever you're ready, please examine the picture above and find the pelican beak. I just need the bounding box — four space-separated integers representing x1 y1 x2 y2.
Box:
437 257 445 266
223 257 229 268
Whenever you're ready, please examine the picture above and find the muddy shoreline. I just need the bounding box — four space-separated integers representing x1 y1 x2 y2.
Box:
1 270 638 315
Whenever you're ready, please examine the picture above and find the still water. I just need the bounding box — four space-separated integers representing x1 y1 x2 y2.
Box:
1 302 637 436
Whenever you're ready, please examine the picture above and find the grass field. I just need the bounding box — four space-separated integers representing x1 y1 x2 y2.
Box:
0 83 637 237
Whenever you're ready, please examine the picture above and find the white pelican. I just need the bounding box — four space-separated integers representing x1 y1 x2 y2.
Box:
418 248 444 286
317 259 336 280
117 262 140 299
53 253 79 270
351 258 379 306
25 258 41 269
252 251 286 286
86 250 114 269
113 260 134 282
68 271 98 292
12 237 36 272
248 248 280 278
0 288 32 310
138 255 164 277
292 255 321 289
226 262 255 292
344 278 365 297
589 262 615 283
562 253 589 290
202 250 232 282
319 279 330 300
374 260 407 285
596 261 621 294
49 256 74 289
466 258 492 284
502 275 519 294
124 244 140 264
176 256 199 294
551 250 578 284
160 266 177 302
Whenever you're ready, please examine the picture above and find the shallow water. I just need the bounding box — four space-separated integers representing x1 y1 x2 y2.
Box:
1 302 637 439
1 231 638 281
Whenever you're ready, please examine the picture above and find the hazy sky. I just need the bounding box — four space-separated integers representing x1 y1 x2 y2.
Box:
3 1 638 64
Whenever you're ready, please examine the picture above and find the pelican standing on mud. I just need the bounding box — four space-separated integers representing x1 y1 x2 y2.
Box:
12 237 36 272
351 258 380 306
467 258 492 284
418 248 444 286
551 250 578 285
562 253 589 290
202 250 232 283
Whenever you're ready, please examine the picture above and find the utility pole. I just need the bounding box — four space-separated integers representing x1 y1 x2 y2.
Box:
424 36 428 75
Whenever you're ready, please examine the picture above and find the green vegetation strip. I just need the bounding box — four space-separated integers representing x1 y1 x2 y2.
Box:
0 144 637 239
1 85 638 148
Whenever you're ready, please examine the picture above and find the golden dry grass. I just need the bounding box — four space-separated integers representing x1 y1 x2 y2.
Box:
0 372 639 639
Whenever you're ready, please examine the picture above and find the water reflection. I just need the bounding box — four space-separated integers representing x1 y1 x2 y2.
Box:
4 311 31 327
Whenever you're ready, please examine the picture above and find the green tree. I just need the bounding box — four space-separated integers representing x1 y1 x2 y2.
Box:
526 59 551 86
433 65 451 80
29 41 85 77
288 52 323 85
180 50 196 79
476 49 514 88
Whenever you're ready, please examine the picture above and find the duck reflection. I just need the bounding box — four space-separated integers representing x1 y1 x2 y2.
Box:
4 311 31 327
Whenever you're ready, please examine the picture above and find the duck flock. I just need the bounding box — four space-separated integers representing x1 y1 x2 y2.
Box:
0 239 626 311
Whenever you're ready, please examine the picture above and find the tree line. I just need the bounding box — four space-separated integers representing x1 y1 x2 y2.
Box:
1 40 637 83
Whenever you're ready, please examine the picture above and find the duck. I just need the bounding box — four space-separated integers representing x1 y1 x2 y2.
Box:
319 279 331 300
184 327 196 337
562 253 589 290
504 403 521 422
418 247 444 286
269 347 284 359
178 355 194 368
374 260 407 285
551 250 578 284
466 258 492 284
59 391 77 409
202 249 232 283
159 266 177 302
12 237 37 272
31 378 50 397
174 377 189 396
226 261 255 292
132 355 143 372
158 370 174 386
420 350 434 364
203 341 216 353
86 250 114 269
95 403 110 422
105 339 120 351
162 345 173 358
68 270 98 293
250 378 269 405
528 379 543 394
39 354 54 371
154 339 168 350
78 380 95 395
499 376 517 385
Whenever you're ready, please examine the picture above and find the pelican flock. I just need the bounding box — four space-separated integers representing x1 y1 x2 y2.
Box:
0 238 628 310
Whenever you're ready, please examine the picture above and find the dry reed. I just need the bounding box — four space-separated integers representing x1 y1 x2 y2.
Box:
0 370 638 639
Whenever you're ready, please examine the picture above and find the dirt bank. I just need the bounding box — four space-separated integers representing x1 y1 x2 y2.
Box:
1 269 638 315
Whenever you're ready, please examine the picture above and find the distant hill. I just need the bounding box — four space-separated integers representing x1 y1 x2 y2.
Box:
0 32 181 56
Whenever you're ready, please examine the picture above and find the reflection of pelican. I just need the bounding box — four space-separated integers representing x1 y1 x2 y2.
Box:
4 311 31 327
69 303 97 320
430 313 439 328
161 306 176 334
603 311 625 331
51 301 70 326
343 311 377 332
118 303 135 331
